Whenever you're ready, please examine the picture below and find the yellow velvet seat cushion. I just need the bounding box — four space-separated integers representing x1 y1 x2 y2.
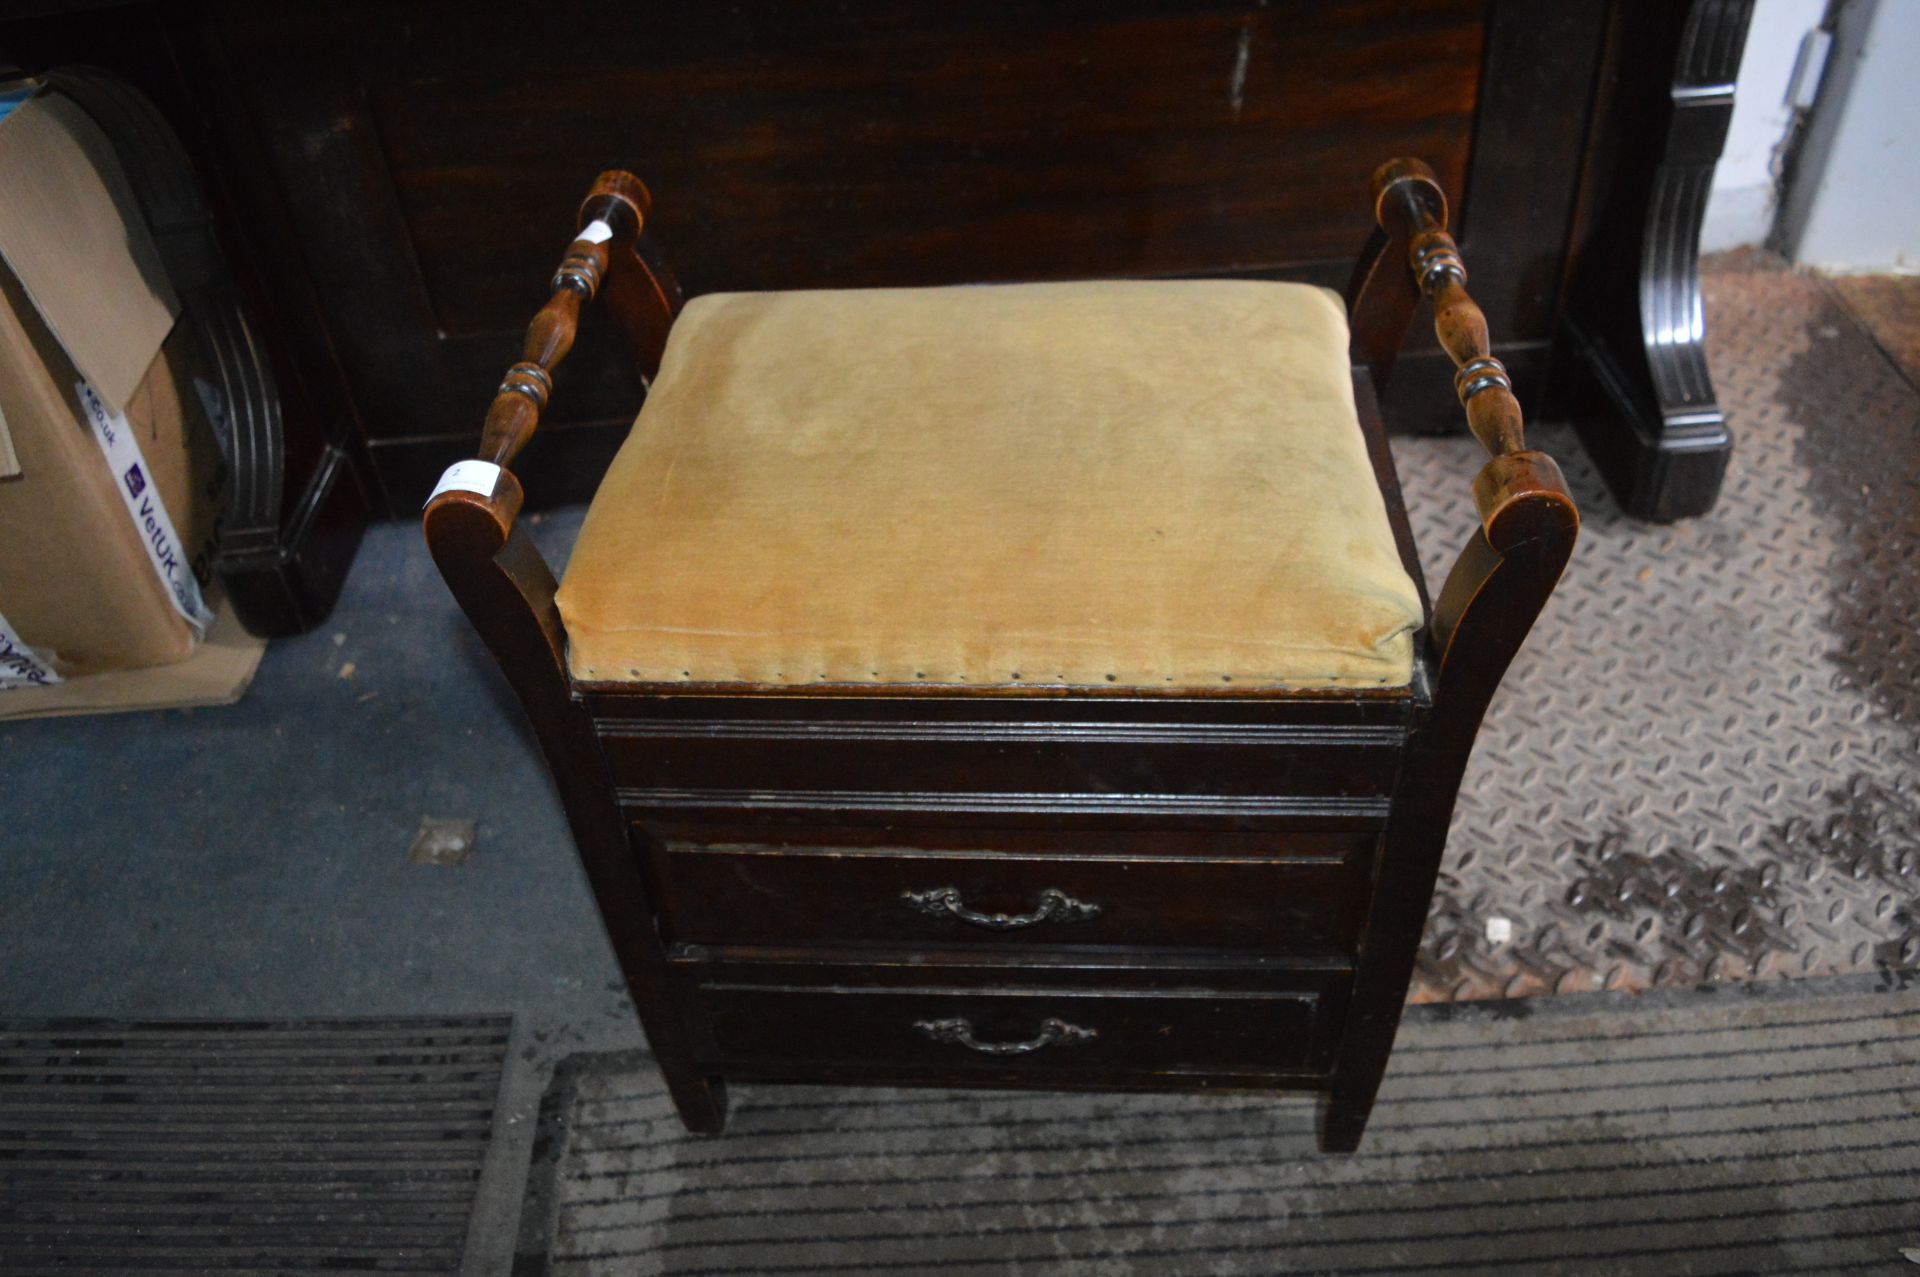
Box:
555 279 1423 690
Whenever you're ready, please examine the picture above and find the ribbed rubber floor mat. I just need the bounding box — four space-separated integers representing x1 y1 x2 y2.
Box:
0 1016 510 1274
532 989 1920 1275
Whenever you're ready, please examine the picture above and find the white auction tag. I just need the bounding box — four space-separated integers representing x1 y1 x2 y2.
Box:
0 609 61 689
579 219 614 245
74 381 215 637
427 459 502 506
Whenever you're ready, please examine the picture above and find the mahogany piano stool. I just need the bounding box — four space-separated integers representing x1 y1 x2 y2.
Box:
425 158 1578 1152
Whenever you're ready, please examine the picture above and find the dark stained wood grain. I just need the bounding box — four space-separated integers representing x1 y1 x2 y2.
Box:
26 2 1719 515
696 958 1349 1080
1323 509 1576 1151
640 822 1380 861
203 0 1501 506
594 718 1404 801
656 838 1374 955
339 1 1481 328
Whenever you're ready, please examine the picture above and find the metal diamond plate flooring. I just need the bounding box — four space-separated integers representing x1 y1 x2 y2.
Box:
1395 259 1920 1002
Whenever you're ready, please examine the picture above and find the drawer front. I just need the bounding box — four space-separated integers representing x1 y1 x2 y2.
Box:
660 838 1372 955
596 716 1403 805
701 969 1346 1079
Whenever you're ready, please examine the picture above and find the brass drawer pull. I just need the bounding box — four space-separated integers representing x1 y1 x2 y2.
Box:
902 886 1101 930
913 1017 1097 1055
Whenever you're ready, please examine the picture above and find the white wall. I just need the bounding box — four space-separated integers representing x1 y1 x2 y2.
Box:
1774 0 1920 273
1702 0 1827 253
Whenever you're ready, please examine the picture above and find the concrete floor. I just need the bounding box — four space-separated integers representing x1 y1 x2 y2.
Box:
0 507 631 1272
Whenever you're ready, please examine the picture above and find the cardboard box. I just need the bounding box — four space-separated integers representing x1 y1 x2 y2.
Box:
0 598 262 722
0 93 178 416
0 89 243 698
0 280 225 677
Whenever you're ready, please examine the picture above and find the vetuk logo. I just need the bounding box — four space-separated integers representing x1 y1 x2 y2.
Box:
0 637 55 686
123 463 147 500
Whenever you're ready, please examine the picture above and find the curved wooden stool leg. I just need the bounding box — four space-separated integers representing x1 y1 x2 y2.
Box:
1324 159 1580 1152
423 175 721 1132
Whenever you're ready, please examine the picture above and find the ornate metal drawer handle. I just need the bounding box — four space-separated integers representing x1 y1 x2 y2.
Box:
902 886 1101 930
913 1017 1097 1055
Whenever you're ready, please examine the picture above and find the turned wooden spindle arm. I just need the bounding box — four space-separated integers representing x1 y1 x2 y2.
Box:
478 174 651 470
1369 157 1577 550
425 168 680 552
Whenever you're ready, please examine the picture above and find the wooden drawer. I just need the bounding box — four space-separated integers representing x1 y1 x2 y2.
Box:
659 837 1372 955
699 963 1348 1080
595 711 1405 811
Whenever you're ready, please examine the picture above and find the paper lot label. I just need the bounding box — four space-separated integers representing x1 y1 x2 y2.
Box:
0 609 60 688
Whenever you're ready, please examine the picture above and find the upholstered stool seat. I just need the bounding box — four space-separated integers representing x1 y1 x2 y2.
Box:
555 279 1424 691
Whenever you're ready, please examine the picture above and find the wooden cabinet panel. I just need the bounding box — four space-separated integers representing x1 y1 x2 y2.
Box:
172 1 1722 520
374 0 1482 329
207 0 1488 506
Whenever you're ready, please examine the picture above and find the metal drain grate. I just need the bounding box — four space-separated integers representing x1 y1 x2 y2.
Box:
0 1016 510 1274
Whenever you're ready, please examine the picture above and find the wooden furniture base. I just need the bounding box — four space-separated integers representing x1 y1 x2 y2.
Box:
426 161 1576 1152
1549 0 1753 521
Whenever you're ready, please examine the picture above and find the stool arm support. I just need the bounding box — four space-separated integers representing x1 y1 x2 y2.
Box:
1365 157 1580 681
423 170 681 670
1326 160 1584 1150
426 169 680 535
417 176 721 1131
1369 157 1580 551
477 171 667 471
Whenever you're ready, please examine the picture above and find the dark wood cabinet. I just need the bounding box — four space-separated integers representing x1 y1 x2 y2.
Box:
207 0 1490 512
7 0 1746 526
